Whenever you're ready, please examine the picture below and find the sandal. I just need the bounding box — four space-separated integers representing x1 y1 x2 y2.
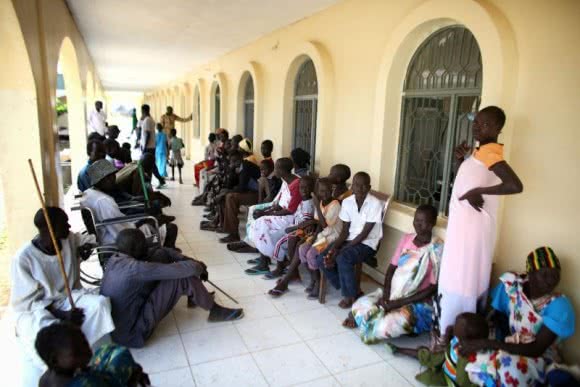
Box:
263 270 284 280
246 257 261 265
245 266 270 275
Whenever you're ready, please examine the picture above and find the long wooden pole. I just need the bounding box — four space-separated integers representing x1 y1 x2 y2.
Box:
28 159 75 308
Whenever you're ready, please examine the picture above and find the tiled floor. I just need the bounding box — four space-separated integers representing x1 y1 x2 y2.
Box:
0 175 428 386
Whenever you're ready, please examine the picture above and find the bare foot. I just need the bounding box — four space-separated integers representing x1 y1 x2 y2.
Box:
338 297 355 309
342 312 356 328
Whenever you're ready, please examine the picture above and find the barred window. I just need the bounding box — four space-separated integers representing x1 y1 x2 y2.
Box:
243 75 254 140
212 83 221 130
293 59 318 167
395 26 482 214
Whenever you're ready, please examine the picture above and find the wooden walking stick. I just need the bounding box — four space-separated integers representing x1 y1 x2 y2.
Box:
28 159 76 308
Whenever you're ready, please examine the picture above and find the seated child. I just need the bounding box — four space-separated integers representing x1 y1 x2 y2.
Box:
268 177 342 298
104 138 125 169
390 312 488 387
328 163 352 201
121 142 133 163
316 172 383 309
168 128 185 184
35 322 149 387
246 175 315 276
257 159 281 204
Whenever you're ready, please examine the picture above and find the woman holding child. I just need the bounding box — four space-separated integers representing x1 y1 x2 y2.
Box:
343 205 444 344
462 247 575 386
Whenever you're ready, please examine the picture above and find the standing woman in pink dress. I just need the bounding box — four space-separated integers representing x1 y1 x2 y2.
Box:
438 106 524 335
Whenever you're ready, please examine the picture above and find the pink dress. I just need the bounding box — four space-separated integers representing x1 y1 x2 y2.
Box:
438 144 503 333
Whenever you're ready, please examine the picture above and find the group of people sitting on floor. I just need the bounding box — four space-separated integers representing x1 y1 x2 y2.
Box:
10 124 243 385
8 105 579 386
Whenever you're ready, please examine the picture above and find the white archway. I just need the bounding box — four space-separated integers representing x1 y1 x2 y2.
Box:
282 41 334 172
369 0 518 194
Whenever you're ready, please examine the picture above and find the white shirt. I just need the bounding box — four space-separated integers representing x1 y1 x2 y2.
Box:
339 193 384 250
10 232 94 313
88 109 107 136
141 116 156 150
81 188 135 245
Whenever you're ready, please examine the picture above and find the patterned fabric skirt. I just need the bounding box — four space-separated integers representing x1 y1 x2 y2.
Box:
352 289 434 344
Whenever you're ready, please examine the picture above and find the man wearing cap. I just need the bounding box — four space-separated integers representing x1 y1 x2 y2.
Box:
80 159 178 248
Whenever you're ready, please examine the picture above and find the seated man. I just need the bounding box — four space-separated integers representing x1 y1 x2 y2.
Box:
344 205 443 343
194 133 218 187
317 172 383 309
77 139 106 192
10 207 114 368
81 159 178 248
218 151 261 243
101 229 243 348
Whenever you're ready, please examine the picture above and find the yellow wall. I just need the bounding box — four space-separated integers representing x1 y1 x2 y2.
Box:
0 0 102 253
146 0 580 361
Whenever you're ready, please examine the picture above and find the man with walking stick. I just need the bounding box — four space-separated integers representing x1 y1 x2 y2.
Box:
100 228 243 348
10 207 115 368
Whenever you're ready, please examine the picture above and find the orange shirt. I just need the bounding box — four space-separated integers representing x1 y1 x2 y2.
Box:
473 143 504 169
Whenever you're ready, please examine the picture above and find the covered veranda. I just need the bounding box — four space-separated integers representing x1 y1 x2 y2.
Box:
1 0 579 386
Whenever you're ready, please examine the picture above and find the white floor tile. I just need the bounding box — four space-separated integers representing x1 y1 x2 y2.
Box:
181 325 248 365
270 290 325 315
173 299 232 333
334 362 411 386
284 307 344 340
190 354 268 387
149 312 179 339
386 356 423 386
206 262 245 280
235 316 301 351
252 342 330 386
131 334 189 374
294 376 341 387
224 294 280 322
307 332 382 374
149 367 195 387
207 277 264 298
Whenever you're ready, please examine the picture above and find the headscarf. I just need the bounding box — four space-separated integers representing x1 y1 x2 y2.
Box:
239 138 253 153
526 246 561 272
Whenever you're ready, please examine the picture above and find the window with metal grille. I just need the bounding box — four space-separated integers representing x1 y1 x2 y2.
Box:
394 26 482 215
244 76 254 141
293 59 318 167
213 84 221 130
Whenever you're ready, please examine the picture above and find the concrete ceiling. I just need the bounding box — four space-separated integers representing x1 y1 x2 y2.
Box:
66 0 339 91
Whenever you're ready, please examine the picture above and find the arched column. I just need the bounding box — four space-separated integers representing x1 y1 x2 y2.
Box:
370 0 518 194
58 37 85 188
281 41 334 171
0 0 43 253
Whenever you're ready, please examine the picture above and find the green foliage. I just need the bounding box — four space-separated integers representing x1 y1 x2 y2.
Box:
56 100 68 116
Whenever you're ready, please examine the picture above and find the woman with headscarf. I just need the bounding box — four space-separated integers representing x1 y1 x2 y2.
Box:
461 247 576 386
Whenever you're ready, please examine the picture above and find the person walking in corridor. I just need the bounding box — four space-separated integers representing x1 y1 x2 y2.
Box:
140 104 166 187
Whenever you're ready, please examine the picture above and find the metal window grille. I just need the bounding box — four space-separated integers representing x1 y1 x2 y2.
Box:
293 59 318 166
213 85 221 130
244 76 254 140
395 27 482 215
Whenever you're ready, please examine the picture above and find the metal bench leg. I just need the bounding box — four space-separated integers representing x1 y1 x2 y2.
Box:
318 270 327 304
